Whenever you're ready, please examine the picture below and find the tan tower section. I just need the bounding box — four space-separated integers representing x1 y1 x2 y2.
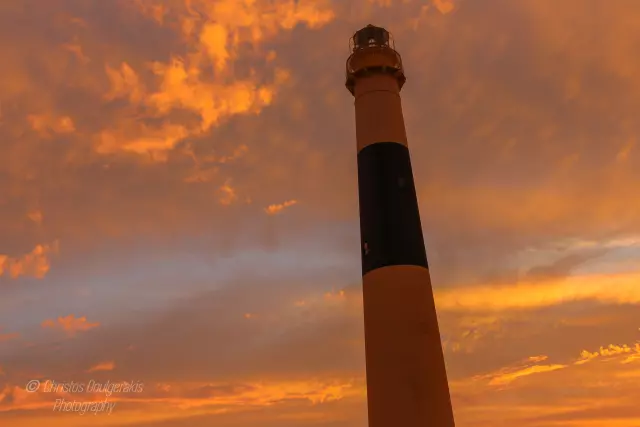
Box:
346 25 456 427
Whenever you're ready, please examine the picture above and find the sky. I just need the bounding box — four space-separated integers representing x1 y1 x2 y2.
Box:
1 0 640 425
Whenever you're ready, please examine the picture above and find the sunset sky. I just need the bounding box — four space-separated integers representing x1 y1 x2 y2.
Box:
1 0 640 425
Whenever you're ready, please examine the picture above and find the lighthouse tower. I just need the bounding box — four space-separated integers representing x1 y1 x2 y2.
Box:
346 24 456 427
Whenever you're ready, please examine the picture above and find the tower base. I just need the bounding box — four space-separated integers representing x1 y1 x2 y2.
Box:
362 265 455 427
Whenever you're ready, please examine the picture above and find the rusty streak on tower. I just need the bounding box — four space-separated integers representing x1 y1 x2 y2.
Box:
345 25 456 427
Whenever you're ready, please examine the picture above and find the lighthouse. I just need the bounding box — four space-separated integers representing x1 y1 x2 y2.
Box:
346 25 456 427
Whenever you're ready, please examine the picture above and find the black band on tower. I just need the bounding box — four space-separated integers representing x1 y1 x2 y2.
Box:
357 141 429 276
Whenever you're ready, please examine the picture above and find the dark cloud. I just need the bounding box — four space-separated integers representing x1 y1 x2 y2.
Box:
2 0 640 425
525 249 608 281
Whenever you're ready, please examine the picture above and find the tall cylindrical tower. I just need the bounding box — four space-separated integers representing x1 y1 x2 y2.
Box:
346 25 456 427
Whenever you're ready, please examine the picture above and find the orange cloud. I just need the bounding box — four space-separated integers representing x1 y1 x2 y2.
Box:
86 361 115 373
95 122 190 159
26 210 43 226
473 340 640 389
218 180 238 205
41 314 100 337
89 0 331 162
27 113 75 137
104 62 145 104
487 363 567 386
61 39 90 64
182 143 248 183
432 0 456 15
576 343 640 365
324 289 346 300
0 241 59 279
264 199 298 215
0 329 19 342
435 270 640 311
